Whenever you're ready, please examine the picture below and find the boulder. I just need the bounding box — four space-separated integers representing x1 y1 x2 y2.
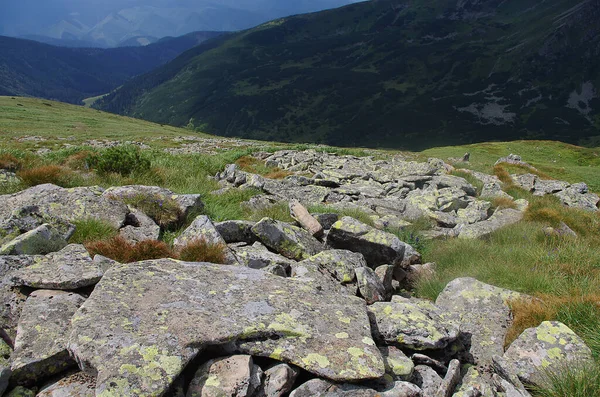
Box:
216 220 258 244
480 182 513 200
368 298 458 350
174 215 237 264
456 201 491 224
379 346 414 381
374 265 394 299
0 256 39 339
451 366 495 397
0 205 75 242
327 217 406 268
37 371 96 397
436 278 527 367
252 218 324 260
4 386 36 397
412 365 442 397
511 174 537 192
257 362 300 397
533 179 569 196
436 359 461 397
69 259 385 396
555 187 599 211
502 321 593 387
186 355 262 397
119 208 161 243
11 290 84 385
291 263 357 295
0 339 11 396
301 250 367 284
9 244 104 289
0 184 128 229
313 214 340 230
430 175 477 196
455 208 524 239
233 243 294 275
0 224 67 255
355 267 387 304
289 379 334 397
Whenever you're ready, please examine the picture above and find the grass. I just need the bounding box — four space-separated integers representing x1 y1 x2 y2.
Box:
531 362 600 397
235 155 292 179
69 218 118 244
17 165 78 187
246 201 296 223
177 238 227 263
86 236 174 263
120 193 183 230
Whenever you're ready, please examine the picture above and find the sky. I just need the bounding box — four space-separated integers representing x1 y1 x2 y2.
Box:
0 0 364 45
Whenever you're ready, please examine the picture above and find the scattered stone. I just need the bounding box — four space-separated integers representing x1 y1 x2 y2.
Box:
502 321 593 387
257 362 300 397
555 186 600 211
119 208 161 243
252 218 324 260
216 220 258 244
4 386 36 397
542 222 577 238
291 263 356 295
533 179 570 196
436 359 461 397
0 224 67 255
452 366 495 397
379 346 414 381
9 244 103 289
0 205 75 242
455 207 524 239
327 217 406 268
511 174 537 192
412 365 442 397
11 290 84 385
301 249 367 284
374 265 394 299
186 355 262 397
69 259 384 396
368 299 458 350
233 243 294 274
356 267 387 304
0 339 11 396
0 256 38 339
411 354 447 374
289 379 333 397
436 278 527 367
480 182 513 200
37 371 96 397
290 200 324 238
312 213 339 230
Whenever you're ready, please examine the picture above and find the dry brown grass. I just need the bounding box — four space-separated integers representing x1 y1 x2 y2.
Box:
493 164 514 185
17 165 74 187
62 151 95 170
86 236 174 263
235 155 292 179
177 238 227 264
263 169 293 179
490 196 518 210
0 154 22 171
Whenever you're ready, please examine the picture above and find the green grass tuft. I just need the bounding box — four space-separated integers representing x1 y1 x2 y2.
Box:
69 218 118 244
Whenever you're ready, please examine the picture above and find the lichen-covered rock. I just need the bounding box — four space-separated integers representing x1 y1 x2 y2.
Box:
291 262 357 295
355 267 386 304
436 359 461 397
0 205 75 242
480 182 513 201
37 371 96 397
0 338 11 396
289 379 334 397
511 174 537 192
69 259 384 396
412 365 442 397
216 220 258 244
119 208 161 243
451 367 495 397
252 218 324 260
9 244 104 289
533 179 569 196
555 186 600 211
379 346 413 381
436 278 527 367
233 243 294 274
456 201 491 225
257 363 300 397
327 217 406 268
4 386 36 397
455 208 524 239
430 175 477 196
0 224 68 256
368 298 458 350
502 321 593 387
186 355 262 397
0 255 38 339
374 265 394 299
0 184 128 229
301 250 367 284
312 214 340 230
0 170 19 185
174 215 237 264
11 290 84 385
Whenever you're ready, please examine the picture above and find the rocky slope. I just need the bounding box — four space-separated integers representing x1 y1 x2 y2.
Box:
0 151 596 396
97 0 600 149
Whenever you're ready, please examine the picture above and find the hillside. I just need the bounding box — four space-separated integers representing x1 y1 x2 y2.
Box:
0 31 223 104
97 0 600 150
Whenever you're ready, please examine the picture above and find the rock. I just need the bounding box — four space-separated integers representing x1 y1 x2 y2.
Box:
0 224 67 255
313 213 340 230
372 215 412 231
0 256 38 339
412 365 442 397
411 354 447 374
533 179 569 196
257 362 300 397
379 346 414 381
0 170 19 185
174 215 236 264
380 381 422 397
480 182 513 200
37 371 96 397
0 205 75 242
9 244 104 289
216 220 258 244
436 278 527 367
555 187 599 211
374 265 394 298
252 218 324 260
452 366 495 397
491 374 532 397
0 184 128 229
301 249 367 284
119 208 161 243
368 298 458 350
69 259 385 396
291 263 356 295
4 386 36 397
327 217 406 268
355 267 387 304
511 174 537 192
233 243 294 275
102 185 204 224
430 175 477 196
455 208 524 239
502 321 593 387
491 356 531 397
542 222 578 238
11 290 84 385
289 379 333 397
436 359 461 397
456 201 491 224
186 355 262 397
0 339 11 396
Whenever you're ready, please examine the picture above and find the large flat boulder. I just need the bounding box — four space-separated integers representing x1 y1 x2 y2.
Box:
37 371 96 397
0 224 67 256
326 217 406 268
301 250 367 284
252 218 324 260
0 256 36 339
69 259 385 396
186 355 262 397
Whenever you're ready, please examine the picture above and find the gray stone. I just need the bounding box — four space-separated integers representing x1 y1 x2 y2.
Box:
0 170 19 185
216 220 258 244
372 215 412 231
174 215 236 264
0 338 11 396
4 386 36 397
455 208 524 239
9 244 104 289
368 298 458 350
456 201 491 224
313 214 340 230
452 366 495 397
511 174 537 192
257 363 300 397
436 278 527 367
289 379 333 397
37 371 96 397
436 359 461 397
412 365 442 397
430 175 477 196
374 265 394 299
555 187 599 211
480 182 513 200
502 321 593 387
327 217 406 268
0 184 128 229
301 249 367 284
0 224 67 255
379 346 413 381
0 205 75 242
533 179 569 196
11 290 84 385
410 354 447 374
69 259 384 396
356 267 387 304
233 243 294 274
186 355 262 397
0 255 38 339
119 208 161 243
252 218 324 260
291 263 356 295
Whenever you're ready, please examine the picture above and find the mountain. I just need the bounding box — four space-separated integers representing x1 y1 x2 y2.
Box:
0 32 223 104
1 0 362 48
96 0 600 149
